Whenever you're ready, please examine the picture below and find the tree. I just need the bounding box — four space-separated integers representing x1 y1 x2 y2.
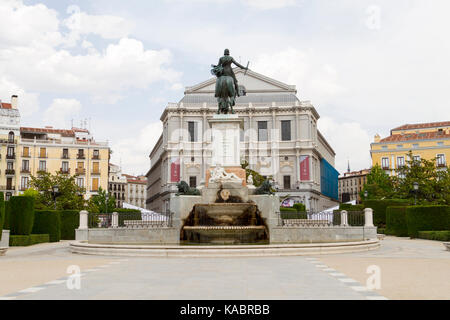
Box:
394 152 450 204
29 172 86 210
87 187 116 213
241 160 270 187
361 164 394 200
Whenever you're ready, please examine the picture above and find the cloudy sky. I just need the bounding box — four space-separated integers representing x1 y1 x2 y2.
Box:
1 0 449 176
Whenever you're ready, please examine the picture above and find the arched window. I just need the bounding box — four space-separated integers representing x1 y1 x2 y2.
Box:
8 131 14 143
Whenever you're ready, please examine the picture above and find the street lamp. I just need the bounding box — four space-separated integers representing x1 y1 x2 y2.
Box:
364 190 368 200
413 182 419 205
105 193 109 214
51 185 60 210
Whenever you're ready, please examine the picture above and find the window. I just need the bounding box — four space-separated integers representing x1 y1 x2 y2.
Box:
21 177 29 190
281 120 291 141
7 146 14 157
381 146 388 150
92 178 99 191
92 162 100 174
397 157 405 168
437 154 446 167
22 160 29 171
258 121 268 141
62 148 69 159
8 131 14 143
62 161 69 172
7 162 13 170
381 157 389 169
437 142 444 146
283 176 291 190
23 147 29 157
93 149 99 159
397 145 403 149
39 148 46 158
189 176 197 188
188 122 198 142
39 160 46 171
413 144 419 149
413 155 421 162
5 192 12 201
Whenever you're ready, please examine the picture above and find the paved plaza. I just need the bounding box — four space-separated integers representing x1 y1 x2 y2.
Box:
0 237 448 300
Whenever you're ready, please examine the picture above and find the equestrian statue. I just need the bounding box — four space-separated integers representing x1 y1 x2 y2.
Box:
211 49 249 114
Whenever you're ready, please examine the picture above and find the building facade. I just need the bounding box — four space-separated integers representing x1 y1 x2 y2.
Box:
124 174 147 208
371 121 450 176
108 163 126 208
338 169 370 204
146 69 339 213
1 96 110 200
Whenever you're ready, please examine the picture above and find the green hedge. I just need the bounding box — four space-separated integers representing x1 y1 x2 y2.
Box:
293 203 306 212
378 228 386 234
339 204 364 211
386 206 409 237
406 206 450 238
332 210 364 226
0 192 4 241
10 196 35 235
10 234 50 246
116 209 142 227
61 210 79 240
281 212 308 219
417 231 450 242
32 210 61 242
363 199 411 227
4 201 11 230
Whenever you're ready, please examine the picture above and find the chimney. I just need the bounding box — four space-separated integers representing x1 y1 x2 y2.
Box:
11 95 18 109
374 134 381 143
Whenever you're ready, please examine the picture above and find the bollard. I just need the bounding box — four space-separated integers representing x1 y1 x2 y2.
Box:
340 210 348 227
79 210 88 230
364 208 374 227
112 212 119 228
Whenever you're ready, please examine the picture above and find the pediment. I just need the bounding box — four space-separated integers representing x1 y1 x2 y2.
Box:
184 69 297 94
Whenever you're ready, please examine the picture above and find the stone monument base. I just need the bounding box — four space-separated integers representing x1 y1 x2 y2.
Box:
205 166 246 187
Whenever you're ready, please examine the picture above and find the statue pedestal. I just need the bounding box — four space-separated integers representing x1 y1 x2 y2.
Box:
208 114 243 167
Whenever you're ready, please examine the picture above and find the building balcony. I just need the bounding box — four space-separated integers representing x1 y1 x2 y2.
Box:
75 168 86 175
5 169 15 175
1 185 16 191
91 170 101 175
77 154 86 159
61 154 69 159
382 166 390 170
437 162 447 168
21 168 31 174
21 153 31 158
60 168 71 174
6 154 15 160
37 169 47 174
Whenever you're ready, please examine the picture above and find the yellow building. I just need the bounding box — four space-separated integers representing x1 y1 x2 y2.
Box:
0 96 110 200
371 121 450 176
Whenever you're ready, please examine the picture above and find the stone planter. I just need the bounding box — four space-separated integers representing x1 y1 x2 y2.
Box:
0 230 10 248
0 247 7 256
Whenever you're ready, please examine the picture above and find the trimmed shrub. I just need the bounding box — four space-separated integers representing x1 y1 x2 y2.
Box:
115 209 142 227
10 196 35 235
0 192 4 241
406 206 450 238
10 234 49 246
386 206 409 237
281 212 308 219
293 203 306 212
378 228 386 234
4 201 11 230
417 231 450 242
363 199 411 227
61 210 79 240
32 210 61 242
339 204 364 211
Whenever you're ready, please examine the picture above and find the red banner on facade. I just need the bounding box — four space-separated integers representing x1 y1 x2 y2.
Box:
170 158 180 182
300 156 310 181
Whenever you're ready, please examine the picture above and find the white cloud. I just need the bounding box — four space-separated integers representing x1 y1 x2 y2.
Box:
111 121 163 175
318 117 372 175
243 0 300 10
0 78 40 116
43 98 82 128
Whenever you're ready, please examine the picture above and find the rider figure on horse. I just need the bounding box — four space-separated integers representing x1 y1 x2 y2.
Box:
214 49 248 96
211 49 248 114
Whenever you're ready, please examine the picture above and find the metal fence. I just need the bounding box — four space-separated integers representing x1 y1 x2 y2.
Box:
88 211 173 229
278 211 365 227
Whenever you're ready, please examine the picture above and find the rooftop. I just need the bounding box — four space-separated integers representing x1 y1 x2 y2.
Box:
380 131 450 143
391 121 450 133
0 102 12 109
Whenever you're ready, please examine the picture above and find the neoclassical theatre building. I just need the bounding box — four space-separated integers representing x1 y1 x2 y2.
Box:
146 69 339 213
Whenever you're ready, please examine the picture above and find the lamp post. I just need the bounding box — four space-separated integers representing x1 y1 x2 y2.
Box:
413 182 419 205
364 190 368 200
51 185 60 210
105 193 109 214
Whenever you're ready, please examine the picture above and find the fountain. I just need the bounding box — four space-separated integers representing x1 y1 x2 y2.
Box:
181 186 269 245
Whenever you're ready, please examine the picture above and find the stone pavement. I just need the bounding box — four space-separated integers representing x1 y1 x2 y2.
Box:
0 237 447 300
